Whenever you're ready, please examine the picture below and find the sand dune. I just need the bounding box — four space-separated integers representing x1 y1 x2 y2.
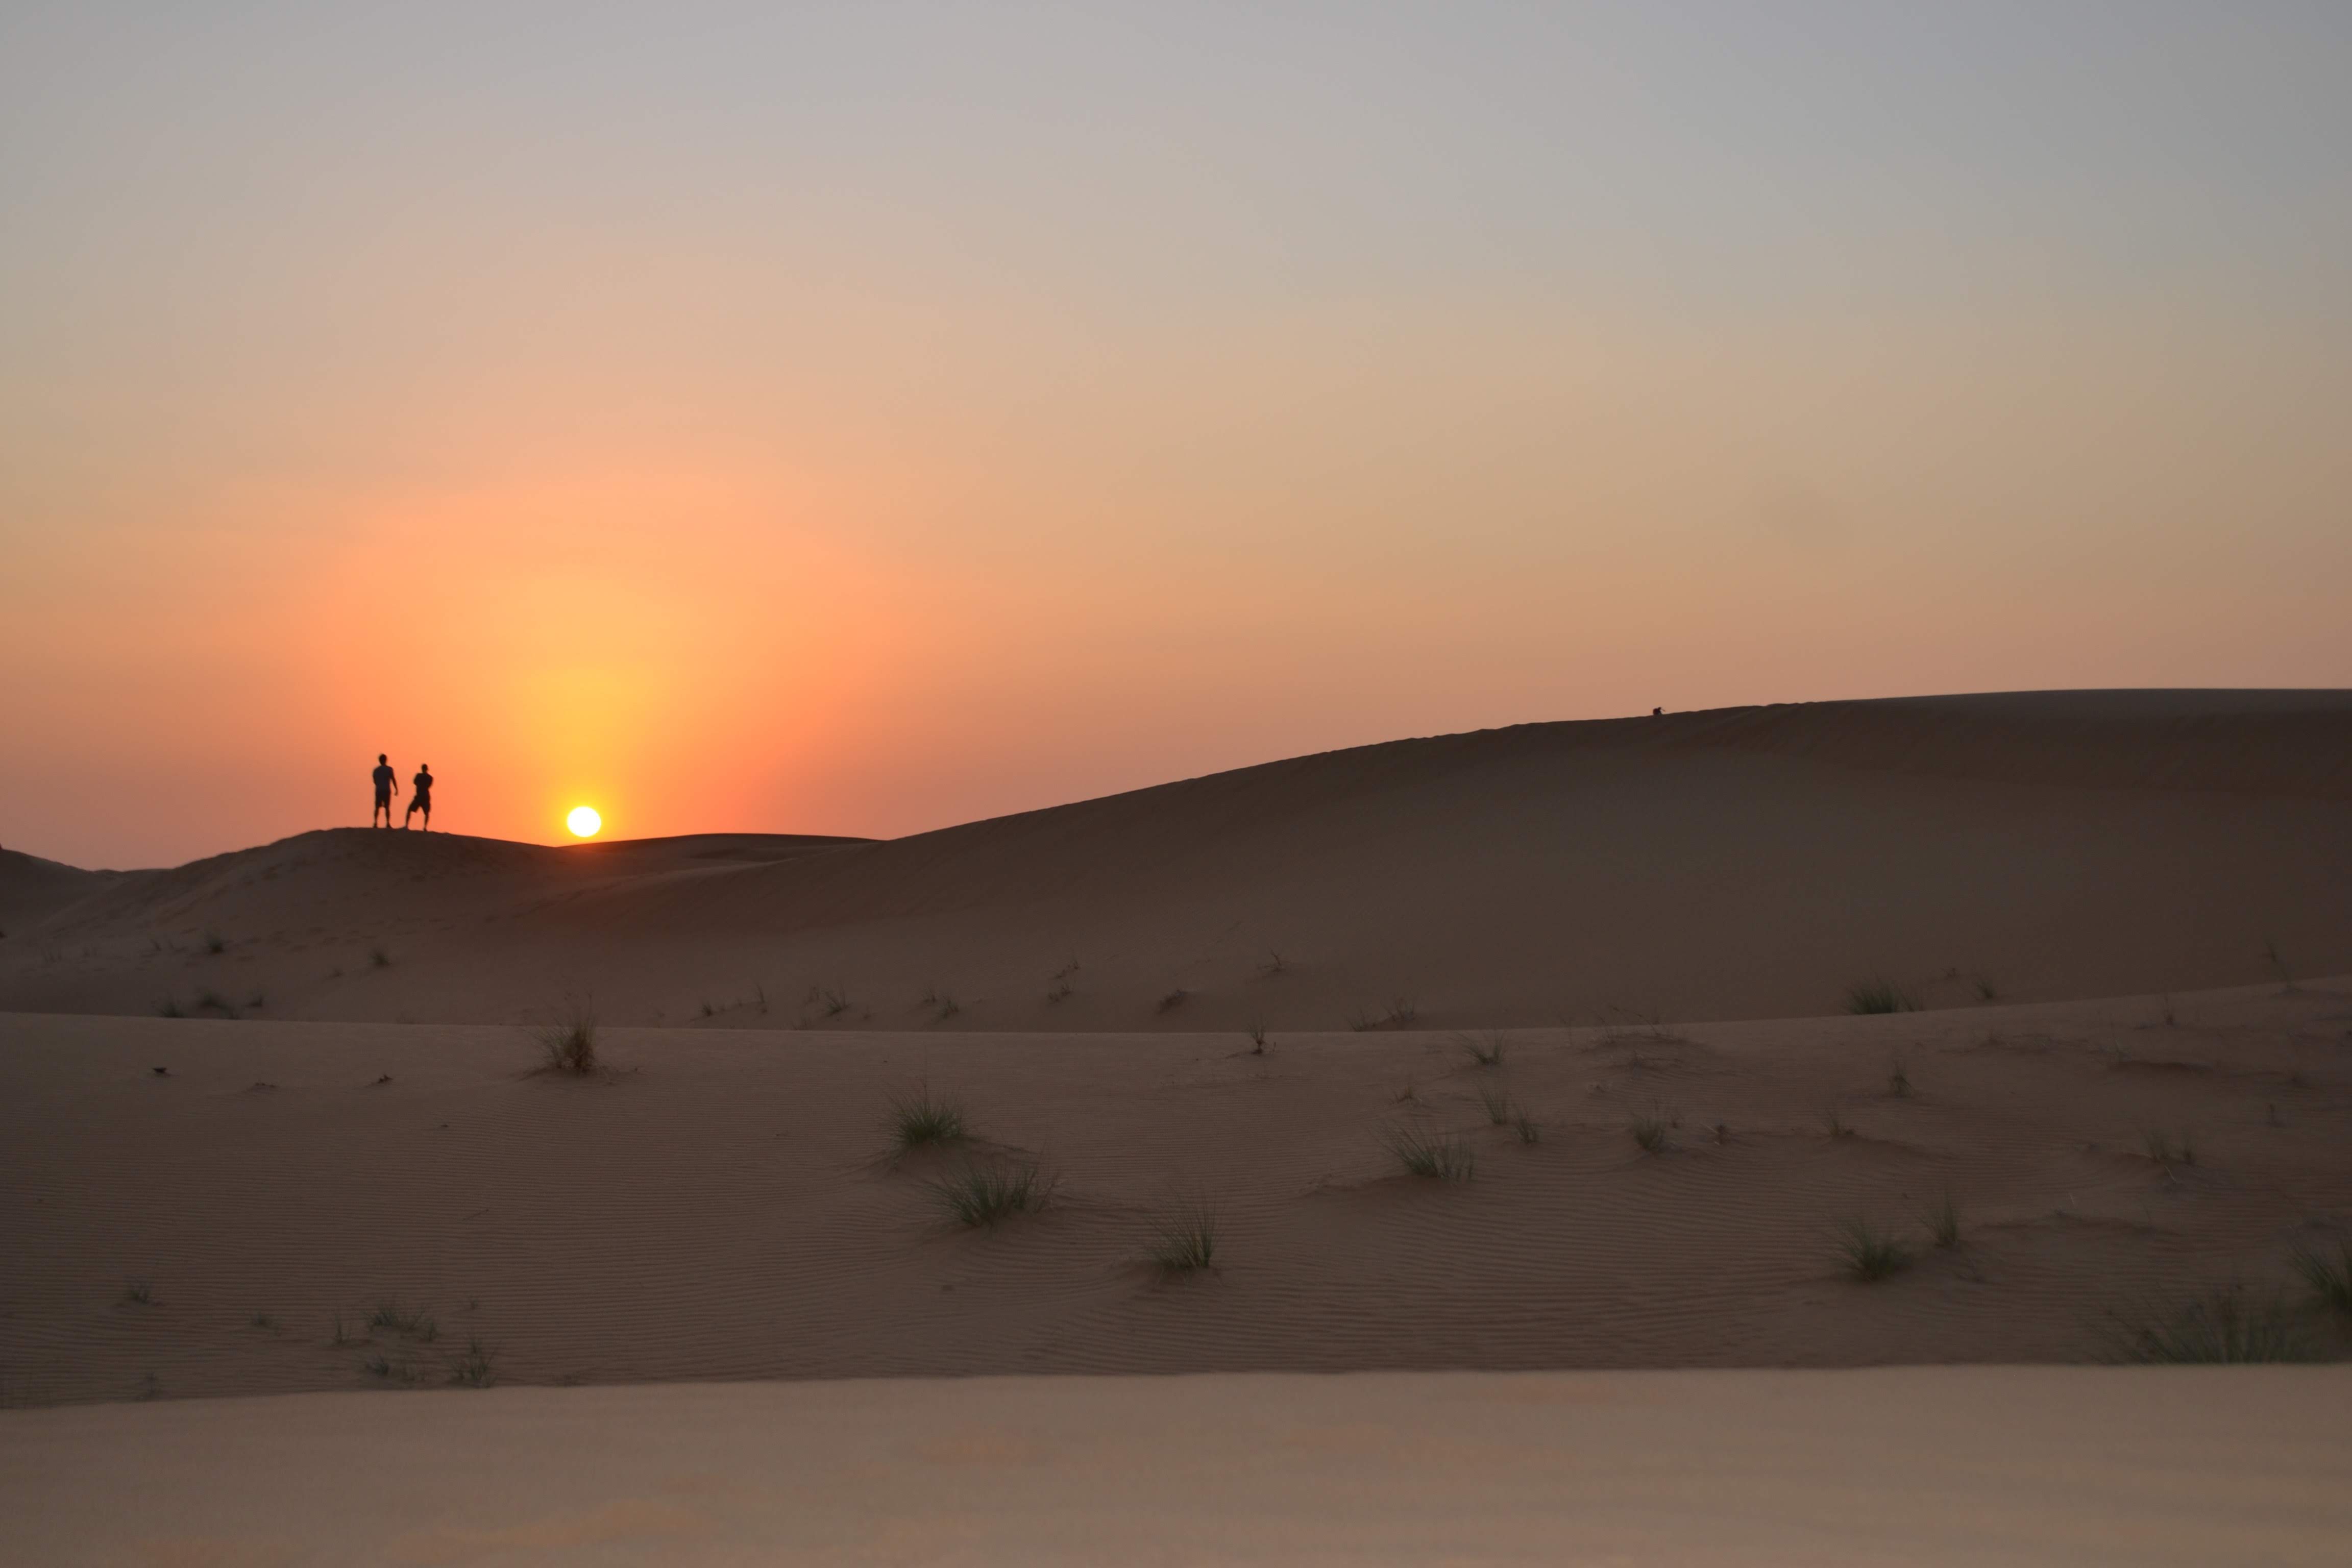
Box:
4 980 2346 1408
4 691 2350 1032
6 1367 2348 1566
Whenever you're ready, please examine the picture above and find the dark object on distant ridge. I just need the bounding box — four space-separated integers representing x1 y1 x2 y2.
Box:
152 1066 168 1076
1652 706 1662 716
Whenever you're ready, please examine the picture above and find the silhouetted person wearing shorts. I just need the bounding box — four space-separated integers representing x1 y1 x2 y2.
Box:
371 754 399 827
404 765 434 831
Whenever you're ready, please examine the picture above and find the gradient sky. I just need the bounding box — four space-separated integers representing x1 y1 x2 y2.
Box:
6 2 2348 868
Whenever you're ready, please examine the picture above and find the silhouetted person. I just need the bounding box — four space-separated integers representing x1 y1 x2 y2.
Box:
371 754 399 827
404 765 434 831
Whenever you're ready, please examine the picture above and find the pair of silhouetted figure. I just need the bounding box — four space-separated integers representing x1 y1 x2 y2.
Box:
370 754 435 831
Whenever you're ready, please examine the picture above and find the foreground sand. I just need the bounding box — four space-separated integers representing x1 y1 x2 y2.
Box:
5 1366 2348 1565
6 980 2347 1408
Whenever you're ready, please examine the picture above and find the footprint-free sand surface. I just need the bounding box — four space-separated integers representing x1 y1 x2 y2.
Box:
5 1367 2349 1566
4 690 2348 1559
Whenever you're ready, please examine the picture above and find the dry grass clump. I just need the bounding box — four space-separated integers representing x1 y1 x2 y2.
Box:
1629 1114 1672 1155
2143 1129 2197 1168
1147 1204 1218 1272
1845 977 1919 1015
2105 1284 2317 1363
534 1000 598 1074
1835 1217 1914 1281
888 1085 968 1152
2292 1240 2352 1317
1383 1125 1475 1181
1477 1082 1515 1125
931 1161 1052 1227
1923 1191 1962 1250
1458 1033 1507 1068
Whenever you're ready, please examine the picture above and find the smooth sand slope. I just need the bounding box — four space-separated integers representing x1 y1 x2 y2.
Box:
6 1367 2349 1566
5 981 2347 1408
4 691 2350 1032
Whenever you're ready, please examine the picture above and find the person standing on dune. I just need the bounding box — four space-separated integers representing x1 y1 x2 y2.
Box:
371 754 399 827
404 764 434 831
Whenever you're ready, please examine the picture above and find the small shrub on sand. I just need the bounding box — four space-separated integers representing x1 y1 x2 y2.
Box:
1845 977 1918 1015
122 1279 153 1305
931 1161 1051 1227
2143 1129 2196 1168
2106 1285 2316 1363
449 1337 496 1387
1477 1082 1515 1125
1512 1110 1542 1144
1147 1204 1218 1272
534 1002 598 1074
1383 1125 1475 1181
1835 1218 1913 1281
1888 1060 1912 1097
202 930 227 955
1155 988 1189 1013
1923 1191 1962 1250
370 947 391 969
369 1302 438 1341
2292 1240 2352 1317
1246 1023 1270 1055
1459 1033 1507 1068
1630 1114 1672 1155
888 1085 968 1152
156 998 184 1018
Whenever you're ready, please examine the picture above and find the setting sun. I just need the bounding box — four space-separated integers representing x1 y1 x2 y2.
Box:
566 805 602 839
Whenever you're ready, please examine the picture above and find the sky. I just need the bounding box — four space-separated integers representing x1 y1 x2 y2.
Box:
4 2 2348 868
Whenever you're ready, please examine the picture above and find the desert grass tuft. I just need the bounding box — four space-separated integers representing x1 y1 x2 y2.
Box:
1888 1060 1911 1097
1147 1204 1218 1272
888 1085 968 1152
534 999 598 1074
156 998 184 1018
370 947 391 968
1923 1191 1962 1249
1845 976 1919 1015
2105 1284 2317 1363
1477 1082 1515 1125
1629 1114 1672 1154
2143 1128 2196 1168
1835 1217 1914 1281
1383 1124 1475 1181
930 1161 1051 1226
369 1302 438 1341
1823 1105 1856 1140
1246 1022 1271 1055
122 1278 153 1305
2292 1240 2352 1317
1155 988 1189 1013
1459 1032 1507 1068
202 930 227 955
449 1337 496 1387
1512 1110 1541 1144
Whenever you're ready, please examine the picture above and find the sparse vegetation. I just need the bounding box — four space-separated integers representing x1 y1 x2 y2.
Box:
1459 1033 1506 1068
919 987 962 1021
2158 994 2176 1026
194 988 238 1018
1246 1022 1270 1055
1824 1105 1856 1140
811 986 851 1018
251 1311 277 1330
156 998 184 1018
534 1000 598 1074
888 1085 968 1152
1046 977 1074 1003
2143 1129 2197 1168
1888 1060 1911 1098
1350 997 1420 1032
1147 1204 1218 1272
203 931 227 955
1383 1125 1475 1181
122 1279 153 1305
1923 1191 1962 1250
1477 1082 1515 1125
1156 988 1189 1013
1630 1114 1672 1154
2292 1240 2352 1317
1972 974 1998 1002
1512 1110 1542 1144
2263 938 2295 991
449 1337 496 1387
1845 977 1919 1015
2106 1284 2316 1363
930 1161 1051 1226
1260 950 1287 976
369 1302 438 1342
370 947 391 968
330 1312 360 1346
1835 1218 1914 1281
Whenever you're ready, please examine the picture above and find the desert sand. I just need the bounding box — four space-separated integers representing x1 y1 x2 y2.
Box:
4 691 2349 1559
6 1367 2350 1566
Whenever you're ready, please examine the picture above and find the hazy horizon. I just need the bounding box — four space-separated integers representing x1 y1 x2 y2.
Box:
7 3 2349 868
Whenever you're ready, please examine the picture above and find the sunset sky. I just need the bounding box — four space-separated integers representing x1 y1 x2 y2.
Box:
6 3 2348 868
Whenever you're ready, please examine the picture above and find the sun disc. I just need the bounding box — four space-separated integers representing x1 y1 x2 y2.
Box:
567 805 602 839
